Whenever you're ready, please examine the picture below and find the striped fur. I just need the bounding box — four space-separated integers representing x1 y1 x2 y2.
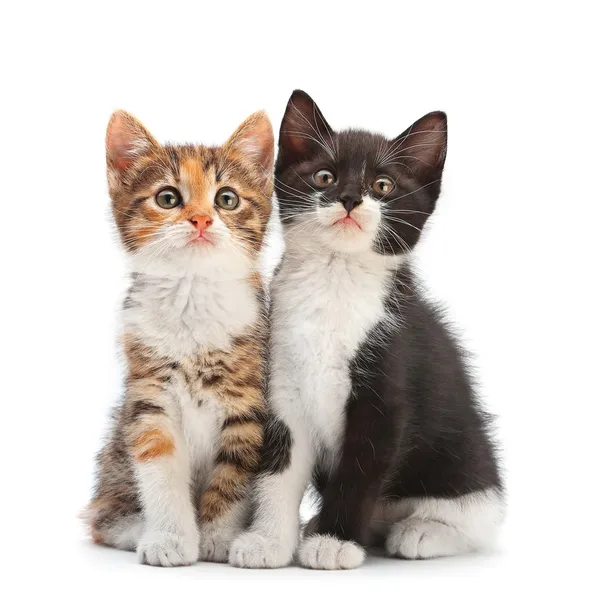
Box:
84 110 273 566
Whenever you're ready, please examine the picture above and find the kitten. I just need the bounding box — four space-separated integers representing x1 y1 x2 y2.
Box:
84 110 274 566
230 90 504 570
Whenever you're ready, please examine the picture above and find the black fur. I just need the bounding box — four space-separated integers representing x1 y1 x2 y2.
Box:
313 268 501 543
259 417 292 475
276 90 502 546
276 91 446 255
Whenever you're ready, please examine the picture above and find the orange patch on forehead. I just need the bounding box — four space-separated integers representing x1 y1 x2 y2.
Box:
180 157 215 217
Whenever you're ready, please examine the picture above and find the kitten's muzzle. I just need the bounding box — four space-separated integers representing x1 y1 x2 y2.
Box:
190 214 213 235
339 193 363 214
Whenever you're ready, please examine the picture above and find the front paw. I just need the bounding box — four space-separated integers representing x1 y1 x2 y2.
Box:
297 534 365 570
137 530 199 567
198 526 237 563
229 532 294 569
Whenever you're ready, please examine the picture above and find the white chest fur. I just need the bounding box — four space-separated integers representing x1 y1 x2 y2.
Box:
123 272 259 359
271 250 396 451
180 385 223 487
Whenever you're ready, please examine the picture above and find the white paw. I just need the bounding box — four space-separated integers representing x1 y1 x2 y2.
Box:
137 530 199 567
229 532 294 569
297 534 365 570
386 518 470 559
198 526 236 563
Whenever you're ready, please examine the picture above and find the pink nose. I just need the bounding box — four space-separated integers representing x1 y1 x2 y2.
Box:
190 214 213 234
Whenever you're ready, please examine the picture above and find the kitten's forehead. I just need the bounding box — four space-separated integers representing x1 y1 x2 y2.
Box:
179 155 217 213
128 144 239 194
335 130 388 168
125 144 209 191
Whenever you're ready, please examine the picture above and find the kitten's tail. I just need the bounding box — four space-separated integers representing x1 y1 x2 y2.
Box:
80 497 144 551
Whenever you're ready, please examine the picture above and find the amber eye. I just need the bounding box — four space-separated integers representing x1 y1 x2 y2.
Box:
372 176 394 197
155 187 182 209
215 188 240 210
313 169 336 188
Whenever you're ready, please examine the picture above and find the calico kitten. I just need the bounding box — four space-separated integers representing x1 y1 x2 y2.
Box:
230 90 503 570
84 110 274 566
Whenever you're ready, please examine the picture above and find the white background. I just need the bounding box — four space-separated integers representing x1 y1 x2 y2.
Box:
2 1 598 596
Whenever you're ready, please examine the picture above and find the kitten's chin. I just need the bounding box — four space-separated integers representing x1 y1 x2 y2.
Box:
317 201 380 254
188 238 217 252
323 232 374 254
319 220 377 254
129 241 253 279
285 218 376 255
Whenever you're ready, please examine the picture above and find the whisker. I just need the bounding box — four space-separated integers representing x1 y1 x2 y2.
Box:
379 221 413 254
385 180 441 203
382 216 423 233
382 208 432 216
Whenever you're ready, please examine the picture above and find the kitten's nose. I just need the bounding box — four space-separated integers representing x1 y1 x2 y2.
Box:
339 193 363 214
190 214 213 234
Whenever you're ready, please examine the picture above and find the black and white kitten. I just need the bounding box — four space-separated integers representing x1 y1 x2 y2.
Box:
229 90 504 570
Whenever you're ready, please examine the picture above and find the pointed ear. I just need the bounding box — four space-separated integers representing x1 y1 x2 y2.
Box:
392 111 447 182
106 110 158 179
278 90 335 165
225 110 274 187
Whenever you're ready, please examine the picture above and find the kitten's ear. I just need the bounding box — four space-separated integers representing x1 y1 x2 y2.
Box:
225 110 274 188
106 110 158 181
278 90 335 164
393 111 447 182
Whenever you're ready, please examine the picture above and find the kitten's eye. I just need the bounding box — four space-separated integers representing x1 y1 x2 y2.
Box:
215 188 240 210
372 177 394 197
313 169 336 188
155 187 182 209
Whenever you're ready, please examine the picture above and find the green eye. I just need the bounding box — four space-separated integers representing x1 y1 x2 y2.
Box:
215 188 240 210
372 176 394 197
314 169 336 188
155 187 182 209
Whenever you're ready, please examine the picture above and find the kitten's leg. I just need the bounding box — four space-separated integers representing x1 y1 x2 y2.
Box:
298 382 398 570
382 488 505 559
198 496 251 563
125 381 199 567
229 413 314 568
197 393 265 563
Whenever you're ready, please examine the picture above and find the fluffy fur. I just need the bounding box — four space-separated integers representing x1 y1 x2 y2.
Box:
84 110 274 566
230 90 503 570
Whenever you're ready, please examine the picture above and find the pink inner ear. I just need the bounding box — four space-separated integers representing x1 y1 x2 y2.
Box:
106 112 155 174
282 125 309 154
110 139 134 172
107 124 136 173
279 91 334 162
232 113 274 174
395 112 447 174
254 121 275 172
414 132 445 168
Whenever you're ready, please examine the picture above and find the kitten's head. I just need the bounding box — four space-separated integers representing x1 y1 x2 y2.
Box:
106 110 273 272
275 90 447 256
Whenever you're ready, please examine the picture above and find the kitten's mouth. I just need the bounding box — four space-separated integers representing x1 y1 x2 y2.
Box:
333 215 362 230
189 232 214 246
